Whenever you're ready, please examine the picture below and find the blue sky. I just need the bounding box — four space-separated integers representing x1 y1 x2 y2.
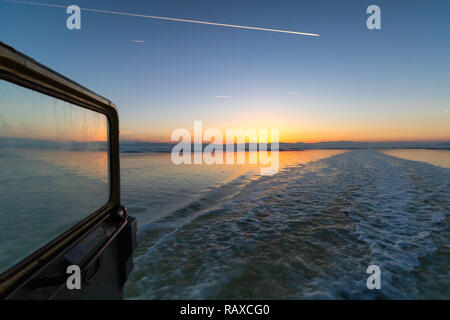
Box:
1 0 449 142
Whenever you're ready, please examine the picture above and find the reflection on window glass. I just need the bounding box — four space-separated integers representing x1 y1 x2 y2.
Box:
0 79 109 273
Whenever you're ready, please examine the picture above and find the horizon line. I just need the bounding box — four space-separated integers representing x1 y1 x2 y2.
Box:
120 140 450 144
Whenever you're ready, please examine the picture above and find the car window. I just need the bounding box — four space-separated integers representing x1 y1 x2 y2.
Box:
0 79 110 274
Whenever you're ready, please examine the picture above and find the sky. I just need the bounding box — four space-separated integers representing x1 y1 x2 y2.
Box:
1 0 449 143
1 79 108 142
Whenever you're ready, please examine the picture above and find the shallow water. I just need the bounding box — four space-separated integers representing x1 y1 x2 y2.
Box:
121 150 345 226
123 149 450 299
382 149 450 168
1 148 448 299
0 148 109 273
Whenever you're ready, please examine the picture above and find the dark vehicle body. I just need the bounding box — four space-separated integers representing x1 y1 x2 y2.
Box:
0 42 136 299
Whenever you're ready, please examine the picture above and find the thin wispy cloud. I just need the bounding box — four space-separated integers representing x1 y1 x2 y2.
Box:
130 40 145 43
5 0 320 37
215 96 232 98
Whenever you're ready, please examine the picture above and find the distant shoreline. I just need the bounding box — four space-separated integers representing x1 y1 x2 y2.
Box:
2 137 449 153
120 147 450 154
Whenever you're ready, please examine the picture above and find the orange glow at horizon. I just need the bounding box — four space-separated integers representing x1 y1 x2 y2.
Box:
119 123 450 144
120 103 450 143
119 129 450 144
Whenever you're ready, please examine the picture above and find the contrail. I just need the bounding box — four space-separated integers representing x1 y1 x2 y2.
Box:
4 0 320 37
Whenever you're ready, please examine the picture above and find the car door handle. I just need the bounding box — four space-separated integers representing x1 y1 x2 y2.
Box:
80 213 128 284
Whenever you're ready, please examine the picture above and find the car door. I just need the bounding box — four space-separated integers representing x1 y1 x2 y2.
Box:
0 42 136 300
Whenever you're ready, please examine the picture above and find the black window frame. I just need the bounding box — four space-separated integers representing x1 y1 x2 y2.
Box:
0 42 122 297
